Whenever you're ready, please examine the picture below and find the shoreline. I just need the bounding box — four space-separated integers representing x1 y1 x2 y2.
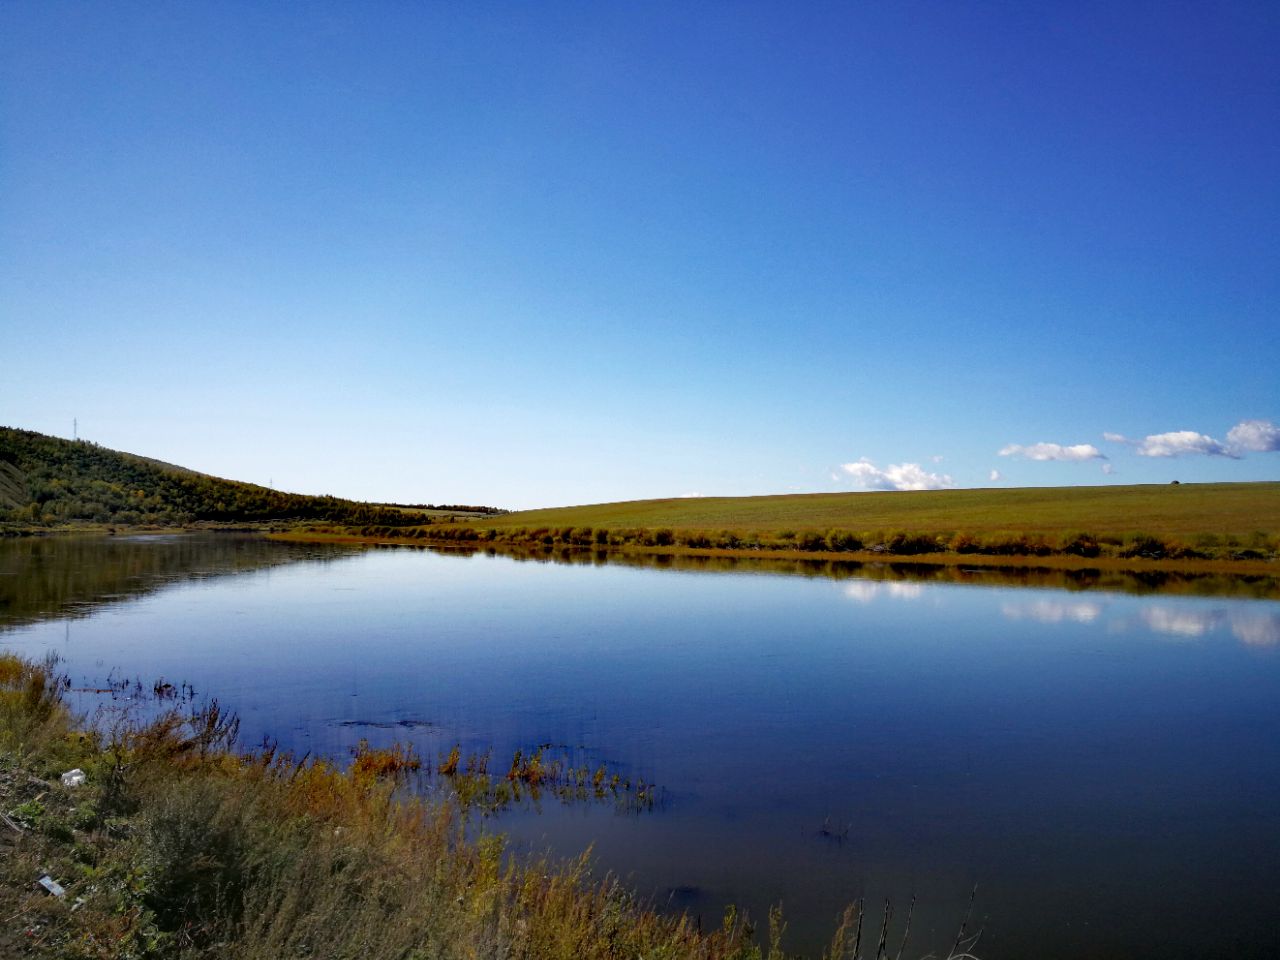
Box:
6 521 1277 578
267 528 1280 578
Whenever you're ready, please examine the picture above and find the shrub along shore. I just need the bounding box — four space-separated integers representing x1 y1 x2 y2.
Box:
1 653 972 960
281 521 1278 576
280 483 1280 575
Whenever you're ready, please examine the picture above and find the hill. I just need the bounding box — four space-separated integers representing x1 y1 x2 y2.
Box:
490 483 1280 542
0 427 499 528
360 482 1279 565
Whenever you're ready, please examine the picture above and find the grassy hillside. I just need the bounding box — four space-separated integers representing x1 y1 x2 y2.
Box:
0 427 499 528
345 481 1277 566
490 483 1280 541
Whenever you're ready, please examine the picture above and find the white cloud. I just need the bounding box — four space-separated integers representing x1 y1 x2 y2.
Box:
989 469 1002 482
997 442 1105 462
1101 463 1115 475
839 458 954 491
678 491 703 499
1103 432 1128 444
929 454 945 463
1131 430 1236 458
1227 419 1280 453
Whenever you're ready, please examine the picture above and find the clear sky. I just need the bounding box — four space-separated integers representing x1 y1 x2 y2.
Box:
2 1 1277 509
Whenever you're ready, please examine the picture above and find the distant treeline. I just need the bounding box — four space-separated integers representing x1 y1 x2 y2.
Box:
0 427 501 528
387 502 510 515
366 522 1278 563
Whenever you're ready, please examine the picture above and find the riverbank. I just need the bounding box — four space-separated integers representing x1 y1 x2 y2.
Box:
0 652 817 960
270 481 1280 578
272 527 1279 579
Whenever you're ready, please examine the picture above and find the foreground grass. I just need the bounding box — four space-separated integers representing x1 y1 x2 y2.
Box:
0 654 971 960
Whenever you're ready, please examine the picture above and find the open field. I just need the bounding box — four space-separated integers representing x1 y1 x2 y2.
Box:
489 482 1280 541
291 481 1279 572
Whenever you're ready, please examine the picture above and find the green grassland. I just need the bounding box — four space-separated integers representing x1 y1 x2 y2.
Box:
340 482 1278 569
491 483 1279 541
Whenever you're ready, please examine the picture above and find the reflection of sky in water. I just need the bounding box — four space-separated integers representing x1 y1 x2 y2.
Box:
1001 599 1104 624
842 581 925 602
997 593 1280 647
1230 612 1280 646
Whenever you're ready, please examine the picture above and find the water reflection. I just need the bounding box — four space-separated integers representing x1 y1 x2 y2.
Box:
997 593 1280 647
0 534 359 631
1141 605 1224 638
1232 612 1280 646
4 535 1277 638
1000 599 1104 623
1138 605 1280 646
842 581 925 602
431 542 1280 600
2 534 1279 960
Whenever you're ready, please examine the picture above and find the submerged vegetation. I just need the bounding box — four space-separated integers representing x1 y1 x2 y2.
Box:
4 652 983 959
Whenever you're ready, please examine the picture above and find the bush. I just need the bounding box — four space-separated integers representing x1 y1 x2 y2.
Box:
885 532 940 555
140 778 255 940
796 531 827 552
1120 534 1168 559
979 533 1052 557
1060 533 1101 558
824 531 859 552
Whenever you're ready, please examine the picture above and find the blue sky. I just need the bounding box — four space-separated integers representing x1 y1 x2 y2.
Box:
2 1 1277 509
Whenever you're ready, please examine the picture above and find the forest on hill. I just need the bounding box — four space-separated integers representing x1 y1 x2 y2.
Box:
0 427 499 528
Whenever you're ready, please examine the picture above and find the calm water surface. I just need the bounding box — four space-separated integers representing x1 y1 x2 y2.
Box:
2 535 1278 959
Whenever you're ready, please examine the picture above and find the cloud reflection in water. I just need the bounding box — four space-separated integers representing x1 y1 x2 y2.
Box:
1000 599 1280 648
1001 600 1104 624
842 582 925 603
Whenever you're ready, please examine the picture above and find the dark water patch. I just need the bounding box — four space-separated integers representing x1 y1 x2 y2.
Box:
335 718 436 730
